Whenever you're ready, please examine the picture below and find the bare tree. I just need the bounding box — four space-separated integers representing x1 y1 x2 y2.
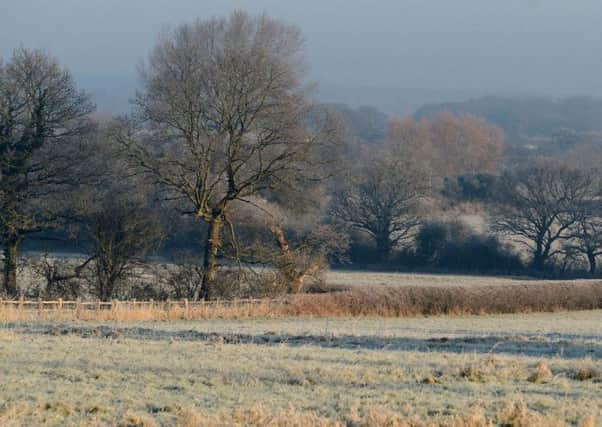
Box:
429 112 504 177
387 113 504 180
79 195 163 301
115 11 337 299
268 223 347 293
166 255 205 299
32 255 91 299
330 148 430 262
0 48 94 296
227 194 348 294
563 203 602 275
492 159 598 271
570 221 602 274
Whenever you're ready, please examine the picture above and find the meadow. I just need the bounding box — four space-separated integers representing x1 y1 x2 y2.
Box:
1 273 602 426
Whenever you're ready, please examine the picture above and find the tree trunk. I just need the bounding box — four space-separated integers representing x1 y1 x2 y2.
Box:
271 225 301 293
270 224 322 294
3 238 19 297
375 233 392 263
587 251 597 275
200 214 224 300
531 240 545 271
531 253 544 271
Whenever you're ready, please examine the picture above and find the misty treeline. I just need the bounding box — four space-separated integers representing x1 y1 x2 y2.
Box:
416 96 602 161
2 11 602 301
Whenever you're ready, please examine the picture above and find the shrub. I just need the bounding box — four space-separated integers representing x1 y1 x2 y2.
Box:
166 263 204 300
527 361 553 383
124 282 169 301
443 174 498 202
413 220 523 274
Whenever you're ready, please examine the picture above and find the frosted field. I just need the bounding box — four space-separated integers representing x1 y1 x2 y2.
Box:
325 270 602 289
1 310 601 426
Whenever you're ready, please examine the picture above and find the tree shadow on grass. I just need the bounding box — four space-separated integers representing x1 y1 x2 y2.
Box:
3 322 601 359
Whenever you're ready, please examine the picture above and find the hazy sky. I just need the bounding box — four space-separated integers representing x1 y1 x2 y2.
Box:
2 0 602 110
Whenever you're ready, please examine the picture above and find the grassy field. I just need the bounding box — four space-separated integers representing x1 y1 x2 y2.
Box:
326 270 601 289
1 310 601 426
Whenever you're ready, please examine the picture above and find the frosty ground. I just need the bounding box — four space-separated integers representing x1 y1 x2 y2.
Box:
0 310 600 426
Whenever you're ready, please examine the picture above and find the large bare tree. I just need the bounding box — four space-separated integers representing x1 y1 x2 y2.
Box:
492 159 599 271
0 48 94 296
115 11 337 299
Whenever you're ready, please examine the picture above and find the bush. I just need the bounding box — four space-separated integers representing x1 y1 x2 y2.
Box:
164 262 289 300
411 220 523 274
437 235 523 273
166 263 204 300
414 219 471 264
125 282 170 301
244 269 289 298
443 174 498 202
346 232 383 268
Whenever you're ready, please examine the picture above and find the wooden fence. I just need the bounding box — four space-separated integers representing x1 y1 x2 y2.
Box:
0 297 278 321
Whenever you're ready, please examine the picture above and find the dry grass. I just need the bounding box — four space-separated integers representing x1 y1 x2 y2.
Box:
284 279 602 316
527 361 553 384
1 310 601 426
0 402 504 426
573 365 601 382
176 405 342 427
175 404 501 426
0 299 278 322
0 388 596 427
579 416 596 427
3 274 602 322
497 400 559 427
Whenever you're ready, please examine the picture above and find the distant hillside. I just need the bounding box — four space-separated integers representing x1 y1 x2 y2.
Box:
318 84 480 116
415 96 602 138
76 73 602 160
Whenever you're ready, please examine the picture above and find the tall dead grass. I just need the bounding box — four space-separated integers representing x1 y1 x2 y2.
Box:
1 280 601 321
280 280 602 317
174 402 581 427
0 299 278 322
0 401 592 427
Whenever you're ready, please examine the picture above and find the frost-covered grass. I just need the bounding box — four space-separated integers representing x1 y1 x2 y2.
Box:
326 270 600 289
1 311 601 426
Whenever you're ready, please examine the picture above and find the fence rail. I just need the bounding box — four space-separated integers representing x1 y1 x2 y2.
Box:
0 297 279 321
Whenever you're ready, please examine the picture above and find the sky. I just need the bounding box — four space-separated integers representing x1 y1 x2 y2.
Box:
2 0 602 113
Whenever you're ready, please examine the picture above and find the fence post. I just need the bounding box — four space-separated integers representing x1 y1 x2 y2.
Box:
58 298 63 316
19 296 24 311
184 298 189 320
75 298 81 320
37 298 42 316
96 299 101 318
